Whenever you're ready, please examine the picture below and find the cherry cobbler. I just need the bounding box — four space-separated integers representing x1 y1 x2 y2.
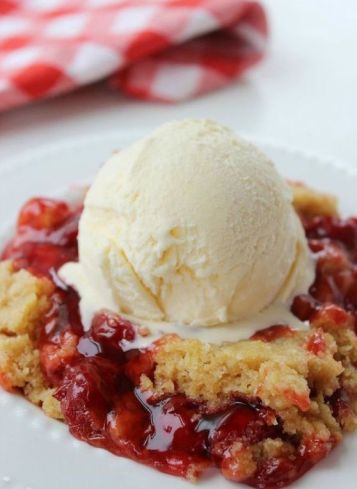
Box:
0 183 356 488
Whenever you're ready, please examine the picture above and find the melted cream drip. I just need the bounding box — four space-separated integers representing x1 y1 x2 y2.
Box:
60 258 313 348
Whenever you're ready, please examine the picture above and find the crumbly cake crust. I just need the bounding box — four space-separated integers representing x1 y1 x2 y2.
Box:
290 181 338 217
141 326 352 437
141 331 342 411
0 261 63 419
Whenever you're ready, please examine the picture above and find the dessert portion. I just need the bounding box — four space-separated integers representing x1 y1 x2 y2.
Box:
0 120 356 489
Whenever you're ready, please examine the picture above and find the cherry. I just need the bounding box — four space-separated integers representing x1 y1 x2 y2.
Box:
311 303 354 330
56 357 121 444
291 294 320 321
108 392 150 454
91 311 136 353
210 402 276 462
125 349 155 385
17 198 70 231
305 328 326 355
1 198 80 278
3 242 77 277
251 325 294 342
138 393 207 455
328 218 357 250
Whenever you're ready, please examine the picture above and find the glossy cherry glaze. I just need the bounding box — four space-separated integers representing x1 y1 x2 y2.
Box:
2 198 357 488
292 215 357 327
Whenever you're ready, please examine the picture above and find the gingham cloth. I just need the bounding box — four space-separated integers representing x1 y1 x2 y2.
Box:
0 0 268 111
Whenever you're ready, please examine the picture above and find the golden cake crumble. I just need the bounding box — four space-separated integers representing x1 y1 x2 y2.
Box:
0 260 51 336
141 327 352 440
290 181 338 217
0 261 63 419
141 332 342 412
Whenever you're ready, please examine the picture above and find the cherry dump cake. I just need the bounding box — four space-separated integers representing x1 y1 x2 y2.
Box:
0 120 356 489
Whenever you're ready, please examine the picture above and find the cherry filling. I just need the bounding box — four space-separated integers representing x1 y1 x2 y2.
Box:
2 198 80 277
2 198 357 488
292 215 357 327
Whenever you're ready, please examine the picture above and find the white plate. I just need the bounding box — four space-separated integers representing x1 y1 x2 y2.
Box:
0 132 356 489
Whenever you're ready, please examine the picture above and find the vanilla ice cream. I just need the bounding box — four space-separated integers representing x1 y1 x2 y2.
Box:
60 119 314 341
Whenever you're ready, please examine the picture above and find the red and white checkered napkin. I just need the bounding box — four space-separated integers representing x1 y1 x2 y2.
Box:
0 0 268 111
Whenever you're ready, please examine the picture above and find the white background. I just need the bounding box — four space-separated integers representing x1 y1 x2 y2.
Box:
0 0 356 166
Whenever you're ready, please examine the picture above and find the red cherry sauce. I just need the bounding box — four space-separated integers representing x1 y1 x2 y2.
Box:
292 215 357 328
2 198 357 488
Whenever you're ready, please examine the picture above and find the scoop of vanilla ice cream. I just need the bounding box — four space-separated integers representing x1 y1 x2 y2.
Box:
60 119 313 329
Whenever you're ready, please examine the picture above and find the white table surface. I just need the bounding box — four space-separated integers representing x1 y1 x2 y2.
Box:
0 0 356 168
